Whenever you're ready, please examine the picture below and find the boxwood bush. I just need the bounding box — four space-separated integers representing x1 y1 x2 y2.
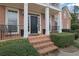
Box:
71 23 79 31
73 39 79 48
71 29 79 39
50 32 75 48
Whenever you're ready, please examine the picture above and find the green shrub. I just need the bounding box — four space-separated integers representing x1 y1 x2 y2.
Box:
73 39 79 48
74 42 79 48
75 32 78 39
50 32 75 48
71 23 79 32
72 29 79 39
74 31 79 39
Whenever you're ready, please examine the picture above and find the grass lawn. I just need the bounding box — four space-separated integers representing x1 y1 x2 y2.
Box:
0 39 39 56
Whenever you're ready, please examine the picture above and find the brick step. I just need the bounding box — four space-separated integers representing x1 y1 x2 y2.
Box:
37 45 58 55
33 41 54 49
30 40 50 45
28 35 58 55
29 38 51 44
29 37 49 41
28 35 49 40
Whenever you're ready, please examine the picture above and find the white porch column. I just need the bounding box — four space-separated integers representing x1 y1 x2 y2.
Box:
45 7 50 35
24 3 28 38
57 12 62 33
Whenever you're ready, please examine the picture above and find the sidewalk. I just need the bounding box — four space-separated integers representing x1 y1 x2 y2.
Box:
48 46 79 56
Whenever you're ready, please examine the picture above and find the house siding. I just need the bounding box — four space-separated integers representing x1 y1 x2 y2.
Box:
19 9 24 26
0 5 5 25
62 10 71 29
19 9 24 31
41 14 57 33
51 15 57 32
41 14 45 34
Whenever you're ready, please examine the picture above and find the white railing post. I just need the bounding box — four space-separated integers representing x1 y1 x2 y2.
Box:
24 3 28 38
45 7 50 35
57 12 62 33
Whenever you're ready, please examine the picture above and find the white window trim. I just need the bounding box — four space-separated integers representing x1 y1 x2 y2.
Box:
28 15 31 34
5 7 19 34
28 12 41 34
39 14 41 34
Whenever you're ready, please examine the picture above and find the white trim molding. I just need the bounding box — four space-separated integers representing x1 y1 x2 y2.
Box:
28 12 42 34
28 14 41 34
24 3 28 38
57 12 62 33
45 7 50 35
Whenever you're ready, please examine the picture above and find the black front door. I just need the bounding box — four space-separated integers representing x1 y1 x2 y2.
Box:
31 15 38 33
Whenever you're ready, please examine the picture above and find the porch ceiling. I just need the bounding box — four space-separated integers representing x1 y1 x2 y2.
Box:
49 8 59 15
28 3 59 15
28 3 45 14
0 3 24 9
0 3 59 15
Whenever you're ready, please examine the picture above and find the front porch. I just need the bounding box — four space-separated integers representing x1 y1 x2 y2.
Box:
0 3 62 40
0 3 62 55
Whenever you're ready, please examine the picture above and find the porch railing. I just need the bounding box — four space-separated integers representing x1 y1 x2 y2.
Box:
0 25 24 40
0 25 62 40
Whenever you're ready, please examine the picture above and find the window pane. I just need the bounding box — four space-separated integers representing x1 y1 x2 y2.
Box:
7 10 18 32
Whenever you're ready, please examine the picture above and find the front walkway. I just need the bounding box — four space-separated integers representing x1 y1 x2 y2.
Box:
58 46 79 56
48 46 79 56
58 50 79 56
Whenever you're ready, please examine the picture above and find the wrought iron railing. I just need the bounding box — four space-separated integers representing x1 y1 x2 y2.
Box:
0 25 24 40
0 25 61 40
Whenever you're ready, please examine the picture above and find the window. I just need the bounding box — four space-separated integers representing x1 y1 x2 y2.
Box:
6 8 19 33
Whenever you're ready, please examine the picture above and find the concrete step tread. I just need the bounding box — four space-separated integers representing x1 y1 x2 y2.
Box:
28 35 49 40
29 38 51 44
28 35 48 38
33 41 54 48
28 37 50 41
38 45 58 54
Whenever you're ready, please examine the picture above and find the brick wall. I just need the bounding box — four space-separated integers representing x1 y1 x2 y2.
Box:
62 10 71 29
0 5 5 25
